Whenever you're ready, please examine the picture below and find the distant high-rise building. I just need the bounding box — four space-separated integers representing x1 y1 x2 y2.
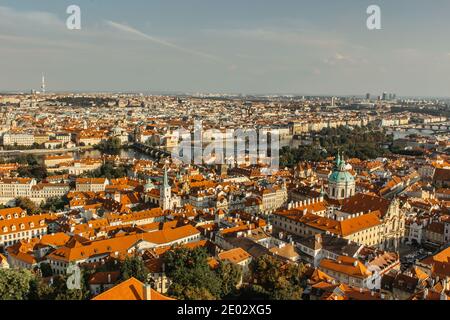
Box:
41 74 46 94
382 92 388 101
366 93 371 100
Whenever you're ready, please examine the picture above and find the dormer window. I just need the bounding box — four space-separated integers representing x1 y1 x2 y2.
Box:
14 214 18 218
2 226 7 233
11 225 16 231
40 220 45 226
20 223 25 230
30 222 35 228
6 215 11 220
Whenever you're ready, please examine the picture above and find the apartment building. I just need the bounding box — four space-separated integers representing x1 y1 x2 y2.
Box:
0 178 69 205
319 256 378 290
75 178 109 192
47 225 200 275
44 155 75 168
2 132 35 146
0 214 48 247
0 178 37 204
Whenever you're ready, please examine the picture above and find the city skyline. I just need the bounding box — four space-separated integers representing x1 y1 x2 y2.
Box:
1 1 450 96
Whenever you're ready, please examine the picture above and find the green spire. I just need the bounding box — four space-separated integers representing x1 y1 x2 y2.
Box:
339 152 346 171
335 151 341 168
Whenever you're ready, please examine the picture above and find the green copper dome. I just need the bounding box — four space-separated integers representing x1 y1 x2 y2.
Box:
329 152 354 184
329 171 355 183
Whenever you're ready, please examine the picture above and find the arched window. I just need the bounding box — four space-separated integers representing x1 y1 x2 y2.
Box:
341 189 345 198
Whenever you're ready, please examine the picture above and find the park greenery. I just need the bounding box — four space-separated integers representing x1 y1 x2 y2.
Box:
0 248 307 301
82 161 130 180
281 125 392 167
0 268 89 300
96 137 122 155
119 256 150 283
11 195 69 214
0 154 48 180
164 247 242 300
241 255 307 300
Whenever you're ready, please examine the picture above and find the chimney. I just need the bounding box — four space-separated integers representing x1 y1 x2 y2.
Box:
143 284 152 301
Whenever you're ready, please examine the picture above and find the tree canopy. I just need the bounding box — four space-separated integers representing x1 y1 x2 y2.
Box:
164 247 242 300
82 161 129 179
244 255 307 300
281 125 392 166
15 197 41 215
119 256 150 283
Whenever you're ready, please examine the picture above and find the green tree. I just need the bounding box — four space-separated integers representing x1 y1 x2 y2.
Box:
0 269 35 300
170 284 216 300
40 195 69 212
97 137 122 155
51 274 89 300
83 161 129 179
248 255 306 300
39 262 54 278
119 256 150 283
28 276 55 300
164 247 222 299
280 125 392 167
217 261 242 298
15 197 41 215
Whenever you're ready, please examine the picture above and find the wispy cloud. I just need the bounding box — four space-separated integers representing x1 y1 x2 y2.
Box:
105 20 225 63
0 5 62 27
323 53 367 66
204 27 347 49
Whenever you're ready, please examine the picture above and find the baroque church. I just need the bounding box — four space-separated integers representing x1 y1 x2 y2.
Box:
326 153 406 251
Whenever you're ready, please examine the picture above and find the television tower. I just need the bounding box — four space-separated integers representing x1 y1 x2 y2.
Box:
41 74 46 94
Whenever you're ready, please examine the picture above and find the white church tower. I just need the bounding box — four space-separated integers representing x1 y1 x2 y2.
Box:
160 166 172 211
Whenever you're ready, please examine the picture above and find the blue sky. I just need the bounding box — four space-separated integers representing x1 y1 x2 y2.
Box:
1 0 450 96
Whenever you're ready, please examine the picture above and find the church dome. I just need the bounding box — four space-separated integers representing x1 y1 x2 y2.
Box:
329 170 355 184
329 152 355 184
